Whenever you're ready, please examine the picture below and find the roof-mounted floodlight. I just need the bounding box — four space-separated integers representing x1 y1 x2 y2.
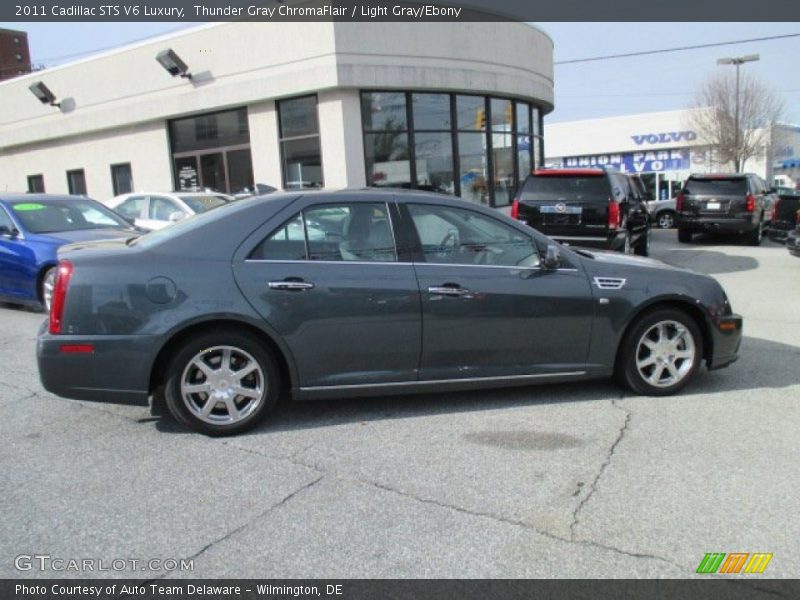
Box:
29 81 61 107
156 49 192 79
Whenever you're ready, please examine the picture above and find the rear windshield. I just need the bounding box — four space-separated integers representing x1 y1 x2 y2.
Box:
520 175 610 202
177 194 229 213
684 178 747 195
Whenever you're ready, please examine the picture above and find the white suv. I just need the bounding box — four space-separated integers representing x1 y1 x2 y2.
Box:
106 191 232 231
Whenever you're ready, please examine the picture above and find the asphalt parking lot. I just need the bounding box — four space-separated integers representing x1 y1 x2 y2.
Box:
1 229 798 580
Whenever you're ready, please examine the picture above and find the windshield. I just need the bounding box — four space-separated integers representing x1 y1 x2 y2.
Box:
178 195 229 213
10 198 130 234
521 175 610 202
684 178 747 195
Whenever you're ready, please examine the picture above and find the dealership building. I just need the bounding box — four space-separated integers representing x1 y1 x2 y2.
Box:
0 21 553 208
545 109 800 199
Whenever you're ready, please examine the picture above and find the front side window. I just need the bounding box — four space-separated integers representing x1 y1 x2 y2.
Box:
278 96 323 190
149 197 182 221
408 204 539 267
251 203 396 263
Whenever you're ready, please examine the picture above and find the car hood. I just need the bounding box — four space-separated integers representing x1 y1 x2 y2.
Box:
573 247 694 274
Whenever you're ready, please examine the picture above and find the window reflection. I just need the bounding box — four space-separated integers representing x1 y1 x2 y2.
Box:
278 96 323 190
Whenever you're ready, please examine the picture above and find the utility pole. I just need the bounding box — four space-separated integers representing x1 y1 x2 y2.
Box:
717 54 759 172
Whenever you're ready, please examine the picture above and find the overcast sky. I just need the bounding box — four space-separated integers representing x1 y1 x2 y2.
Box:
3 21 799 124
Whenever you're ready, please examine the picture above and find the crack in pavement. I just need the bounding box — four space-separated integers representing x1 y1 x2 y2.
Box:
354 476 682 569
172 473 326 573
569 395 630 542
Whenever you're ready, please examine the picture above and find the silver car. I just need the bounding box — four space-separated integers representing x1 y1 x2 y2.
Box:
106 191 232 231
647 197 677 229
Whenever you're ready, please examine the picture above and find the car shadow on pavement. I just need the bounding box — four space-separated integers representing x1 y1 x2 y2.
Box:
658 247 760 275
151 336 798 435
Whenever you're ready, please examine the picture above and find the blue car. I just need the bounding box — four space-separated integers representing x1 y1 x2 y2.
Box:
0 194 138 311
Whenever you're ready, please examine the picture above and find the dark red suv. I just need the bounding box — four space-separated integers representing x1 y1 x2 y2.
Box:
511 168 651 255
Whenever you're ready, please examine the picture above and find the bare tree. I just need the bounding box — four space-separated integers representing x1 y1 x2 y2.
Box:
688 71 783 173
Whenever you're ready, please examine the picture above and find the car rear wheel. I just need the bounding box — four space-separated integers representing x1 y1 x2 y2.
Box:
657 211 675 229
163 330 280 436
617 309 703 396
747 219 763 246
677 228 693 243
40 266 57 313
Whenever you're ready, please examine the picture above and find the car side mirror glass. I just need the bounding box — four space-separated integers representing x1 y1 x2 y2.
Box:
0 225 18 239
543 244 561 270
168 211 185 223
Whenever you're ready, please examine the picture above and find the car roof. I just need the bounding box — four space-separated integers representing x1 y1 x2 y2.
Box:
0 193 95 203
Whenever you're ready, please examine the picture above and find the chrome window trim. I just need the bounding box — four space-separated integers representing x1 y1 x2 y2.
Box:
553 236 608 242
243 258 579 272
299 370 587 392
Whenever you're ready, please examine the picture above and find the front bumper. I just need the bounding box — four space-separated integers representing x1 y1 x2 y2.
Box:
37 320 154 405
707 313 743 370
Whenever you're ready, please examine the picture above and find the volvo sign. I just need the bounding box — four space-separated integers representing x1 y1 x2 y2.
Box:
631 131 697 145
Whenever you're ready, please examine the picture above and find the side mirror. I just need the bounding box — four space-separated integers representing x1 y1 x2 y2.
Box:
543 244 561 270
168 211 185 223
0 225 19 239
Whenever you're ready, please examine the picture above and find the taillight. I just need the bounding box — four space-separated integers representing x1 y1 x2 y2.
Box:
676 192 685 211
510 198 520 220
607 199 620 230
49 260 74 334
772 198 780 223
745 194 755 212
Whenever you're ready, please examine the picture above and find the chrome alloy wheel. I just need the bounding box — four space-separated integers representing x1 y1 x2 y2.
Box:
634 320 696 388
180 345 265 425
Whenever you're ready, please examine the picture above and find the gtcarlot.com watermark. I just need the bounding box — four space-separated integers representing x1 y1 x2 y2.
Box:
14 554 194 573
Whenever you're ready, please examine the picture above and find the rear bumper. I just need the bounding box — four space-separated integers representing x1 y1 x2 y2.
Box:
787 230 800 256
678 214 757 234
37 321 154 405
707 313 743 370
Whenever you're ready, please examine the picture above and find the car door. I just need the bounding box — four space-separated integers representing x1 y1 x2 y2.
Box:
233 198 422 389
401 201 594 381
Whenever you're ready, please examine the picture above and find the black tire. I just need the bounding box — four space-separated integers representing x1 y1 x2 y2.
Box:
677 228 693 244
163 329 280 436
656 210 675 229
633 228 650 257
39 266 57 313
747 219 763 246
616 308 704 396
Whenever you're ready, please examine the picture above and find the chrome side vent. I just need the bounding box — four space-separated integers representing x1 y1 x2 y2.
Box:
593 277 626 290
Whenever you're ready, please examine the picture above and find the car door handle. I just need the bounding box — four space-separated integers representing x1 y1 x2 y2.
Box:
428 285 471 297
268 280 315 291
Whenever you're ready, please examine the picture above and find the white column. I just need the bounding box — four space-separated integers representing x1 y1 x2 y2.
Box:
317 89 367 189
248 100 283 190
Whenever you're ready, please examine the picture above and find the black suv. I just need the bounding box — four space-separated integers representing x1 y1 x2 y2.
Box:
676 173 775 245
512 168 651 255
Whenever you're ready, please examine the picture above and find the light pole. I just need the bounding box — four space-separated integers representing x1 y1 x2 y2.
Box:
717 54 759 172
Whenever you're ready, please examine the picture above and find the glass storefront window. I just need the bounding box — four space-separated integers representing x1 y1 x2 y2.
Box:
278 96 323 190
282 138 323 190
414 132 454 194
412 93 451 130
362 92 408 131
490 98 513 132
279 96 319 138
364 132 411 188
362 90 544 208
458 132 489 205
456 96 486 131
169 108 250 153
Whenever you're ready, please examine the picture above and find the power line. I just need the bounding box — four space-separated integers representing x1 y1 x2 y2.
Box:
555 33 800 65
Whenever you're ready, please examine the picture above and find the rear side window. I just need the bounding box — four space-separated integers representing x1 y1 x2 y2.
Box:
684 178 747 195
250 203 397 263
520 175 610 203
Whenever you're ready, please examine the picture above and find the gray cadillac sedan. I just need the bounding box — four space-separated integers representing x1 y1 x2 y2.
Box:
37 190 742 435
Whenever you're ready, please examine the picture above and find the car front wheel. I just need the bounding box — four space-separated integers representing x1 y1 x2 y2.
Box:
617 309 703 396
163 330 280 436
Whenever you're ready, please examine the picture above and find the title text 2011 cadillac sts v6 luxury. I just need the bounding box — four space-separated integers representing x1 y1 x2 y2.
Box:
37 190 742 435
